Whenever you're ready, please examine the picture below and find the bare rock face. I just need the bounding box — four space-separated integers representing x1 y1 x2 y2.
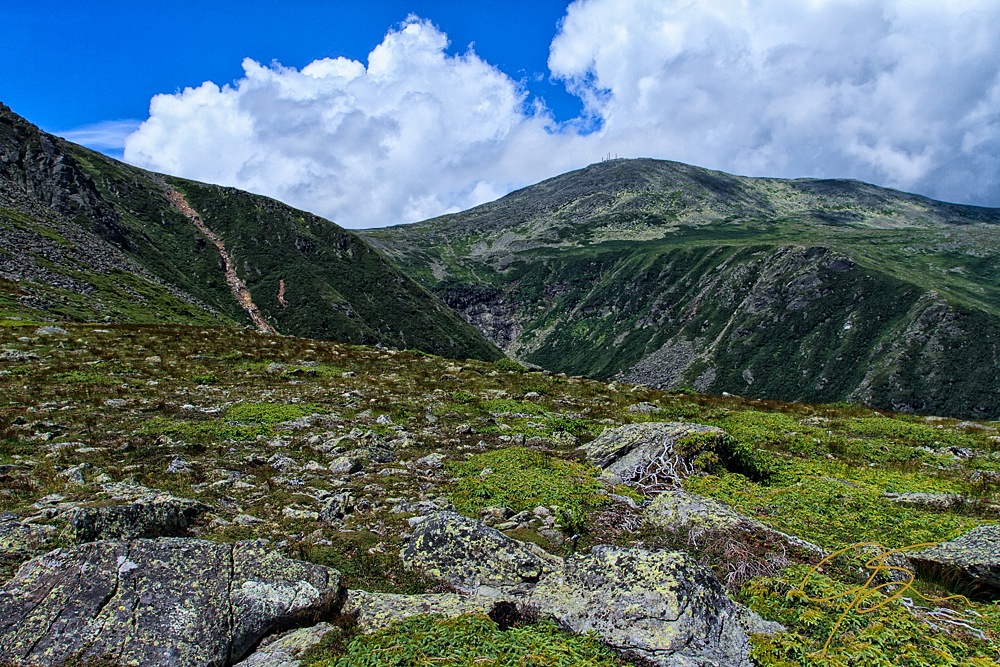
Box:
909 525 1000 600
400 511 779 667
0 538 341 667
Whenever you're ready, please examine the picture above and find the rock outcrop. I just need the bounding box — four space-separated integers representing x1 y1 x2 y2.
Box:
65 488 211 543
0 538 341 667
400 511 778 667
580 421 727 486
909 525 1000 600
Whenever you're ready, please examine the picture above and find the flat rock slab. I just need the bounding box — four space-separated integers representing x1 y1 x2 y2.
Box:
0 538 341 667
529 545 777 667
910 525 1000 600
580 422 727 484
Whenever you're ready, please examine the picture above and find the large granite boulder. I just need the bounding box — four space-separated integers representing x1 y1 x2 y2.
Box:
402 511 560 595
400 511 779 667
530 545 779 667
0 538 341 666
909 525 1000 600
65 488 211 543
580 422 728 486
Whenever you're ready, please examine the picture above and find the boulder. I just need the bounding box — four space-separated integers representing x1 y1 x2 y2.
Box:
65 489 211 543
234 623 334 667
580 422 727 486
400 511 779 667
0 538 341 666
909 525 1000 600
401 512 559 595
644 489 827 559
529 545 781 667
644 488 746 533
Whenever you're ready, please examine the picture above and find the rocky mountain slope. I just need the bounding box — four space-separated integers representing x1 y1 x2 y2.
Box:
1 322 998 665
362 159 1000 419
0 103 501 361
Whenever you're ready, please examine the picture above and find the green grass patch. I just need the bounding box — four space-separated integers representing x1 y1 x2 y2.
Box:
306 614 627 667
449 447 609 534
745 565 1000 666
225 401 319 424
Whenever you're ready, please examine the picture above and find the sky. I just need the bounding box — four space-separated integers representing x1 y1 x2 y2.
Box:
3 0 999 228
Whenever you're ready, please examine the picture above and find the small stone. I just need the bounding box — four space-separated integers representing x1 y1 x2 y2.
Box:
144 355 161 363
35 325 69 335
103 399 127 408
282 507 320 521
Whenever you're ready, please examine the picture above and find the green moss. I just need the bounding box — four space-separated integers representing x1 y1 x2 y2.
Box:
225 401 319 424
137 416 269 442
448 447 609 534
307 614 627 667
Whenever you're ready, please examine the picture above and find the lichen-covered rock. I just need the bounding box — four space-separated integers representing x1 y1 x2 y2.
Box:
529 545 779 667
909 525 1000 599
401 511 560 595
400 513 780 666
65 489 211 543
0 538 341 666
644 488 746 533
345 591 497 633
235 623 334 667
0 519 56 557
580 421 727 484
644 489 827 558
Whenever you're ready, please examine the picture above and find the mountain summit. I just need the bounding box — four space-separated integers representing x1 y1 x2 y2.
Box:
363 158 1000 419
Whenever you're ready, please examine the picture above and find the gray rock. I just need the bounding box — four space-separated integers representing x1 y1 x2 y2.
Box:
0 538 341 666
401 511 559 595
529 545 780 667
644 488 746 533
319 492 353 523
399 512 779 667
65 491 210 543
644 489 827 558
909 525 1000 599
35 325 68 335
166 457 191 474
580 421 727 485
0 520 56 558
329 455 363 475
883 492 961 510
235 623 334 667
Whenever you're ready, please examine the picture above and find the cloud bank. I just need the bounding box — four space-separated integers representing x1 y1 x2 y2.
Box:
124 3 1000 228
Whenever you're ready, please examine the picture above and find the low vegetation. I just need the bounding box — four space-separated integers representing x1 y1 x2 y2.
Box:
1 321 998 664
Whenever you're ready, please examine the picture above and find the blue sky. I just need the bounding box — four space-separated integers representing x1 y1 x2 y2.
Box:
3 1 999 228
2 1 579 137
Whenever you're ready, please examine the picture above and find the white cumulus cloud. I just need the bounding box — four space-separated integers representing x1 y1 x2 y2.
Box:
124 5 1000 228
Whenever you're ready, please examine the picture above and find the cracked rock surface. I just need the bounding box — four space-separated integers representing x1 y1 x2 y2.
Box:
0 538 341 667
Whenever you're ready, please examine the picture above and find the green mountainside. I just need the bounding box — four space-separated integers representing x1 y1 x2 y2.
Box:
362 159 1000 419
0 103 500 361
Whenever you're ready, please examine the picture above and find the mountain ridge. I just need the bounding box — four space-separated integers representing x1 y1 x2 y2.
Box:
363 158 1000 419
0 102 501 361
